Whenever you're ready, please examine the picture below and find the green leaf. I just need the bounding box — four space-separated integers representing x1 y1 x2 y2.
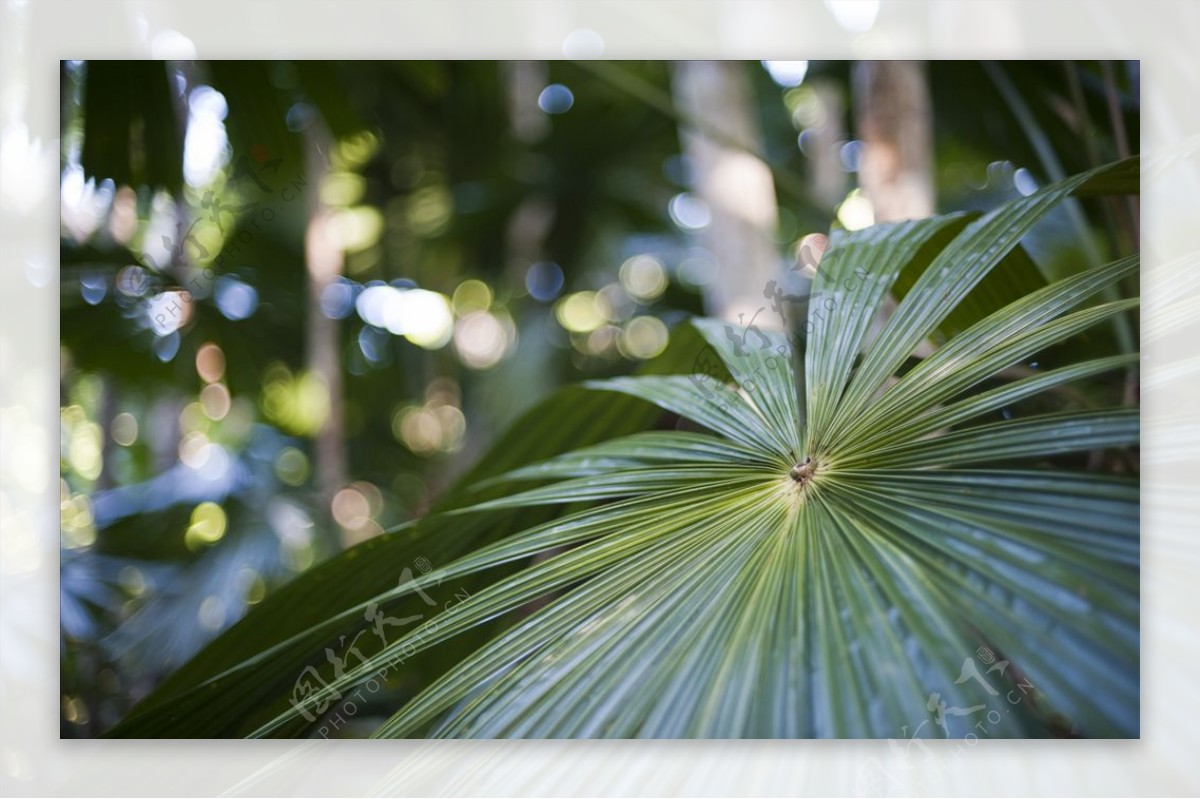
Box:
105 323 714 737
113 161 1139 739
817 157 1138 452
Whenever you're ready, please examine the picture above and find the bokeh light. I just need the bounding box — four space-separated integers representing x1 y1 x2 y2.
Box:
1014 167 1038 196
183 85 230 188
184 501 227 550
214 277 258 321
147 290 194 334
195 342 226 383
60 490 96 550
825 0 880 32
538 84 575 114
596 283 633 322
262 364 331 437
394 289 454 349
618 316 670 360
452 279 493 315
320 172 366 207
763 61 809 88
556 291 604 333
525 261 564 302
562 28 605 59
619 255 668 302
331 206 385 251
836 189 875 231
274 446 310 486
110 412 138 447
668 192 712 230
199 383 231 420
454 311 512 370
197 596 226 630
320 276 360 319
356 284 454 348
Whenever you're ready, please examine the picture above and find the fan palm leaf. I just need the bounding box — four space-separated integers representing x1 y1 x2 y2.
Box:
109 158 1139 739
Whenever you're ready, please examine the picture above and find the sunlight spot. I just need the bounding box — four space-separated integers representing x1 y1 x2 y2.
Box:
111 412 138 447
242 569 267 604
619 255 668 302
331 205 385 251
525 261 564 301
332 485 372 530
384 288 454 349
153 332 181 362
60 494 96 549
619 316 669 360
262 365 330 437
118 565 146 596
668 192 712 230
538 84 574 115
214 276 258 320
185 501 227 550
454 311 511 369
679 249 717 288
60 165 114 242
179 432 212 469
837 190 875 231
183 85 230 188
197 595 226 629
596 283 633 322
556 291 604 333
61 696 90 726
80 271 107 305
150 29 197 59
763 61 809 88
825 0 879 33
1014 167 1038 196
320 277 359 319
67 422 102 482
563 28 605 59
147 290 193 334
200 383 231 420
319 171 366 207
452 279 492 315
274 447 310 486
195 342 225 383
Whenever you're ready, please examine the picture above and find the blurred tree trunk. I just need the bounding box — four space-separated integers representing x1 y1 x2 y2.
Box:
97 376 116 491
671 61 782 325
854 61 935 353
853 60 934 221
502 61 556 276
492 61 558 430
304 125 347 539
809 77 849 211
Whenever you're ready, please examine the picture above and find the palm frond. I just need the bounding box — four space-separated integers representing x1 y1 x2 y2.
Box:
108 158 1139 740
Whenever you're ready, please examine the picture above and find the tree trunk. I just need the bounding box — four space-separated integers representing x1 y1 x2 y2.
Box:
304 126 347 540
853 61 935 354
853 61 934 222
671 61 782 326
808 77 849 211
